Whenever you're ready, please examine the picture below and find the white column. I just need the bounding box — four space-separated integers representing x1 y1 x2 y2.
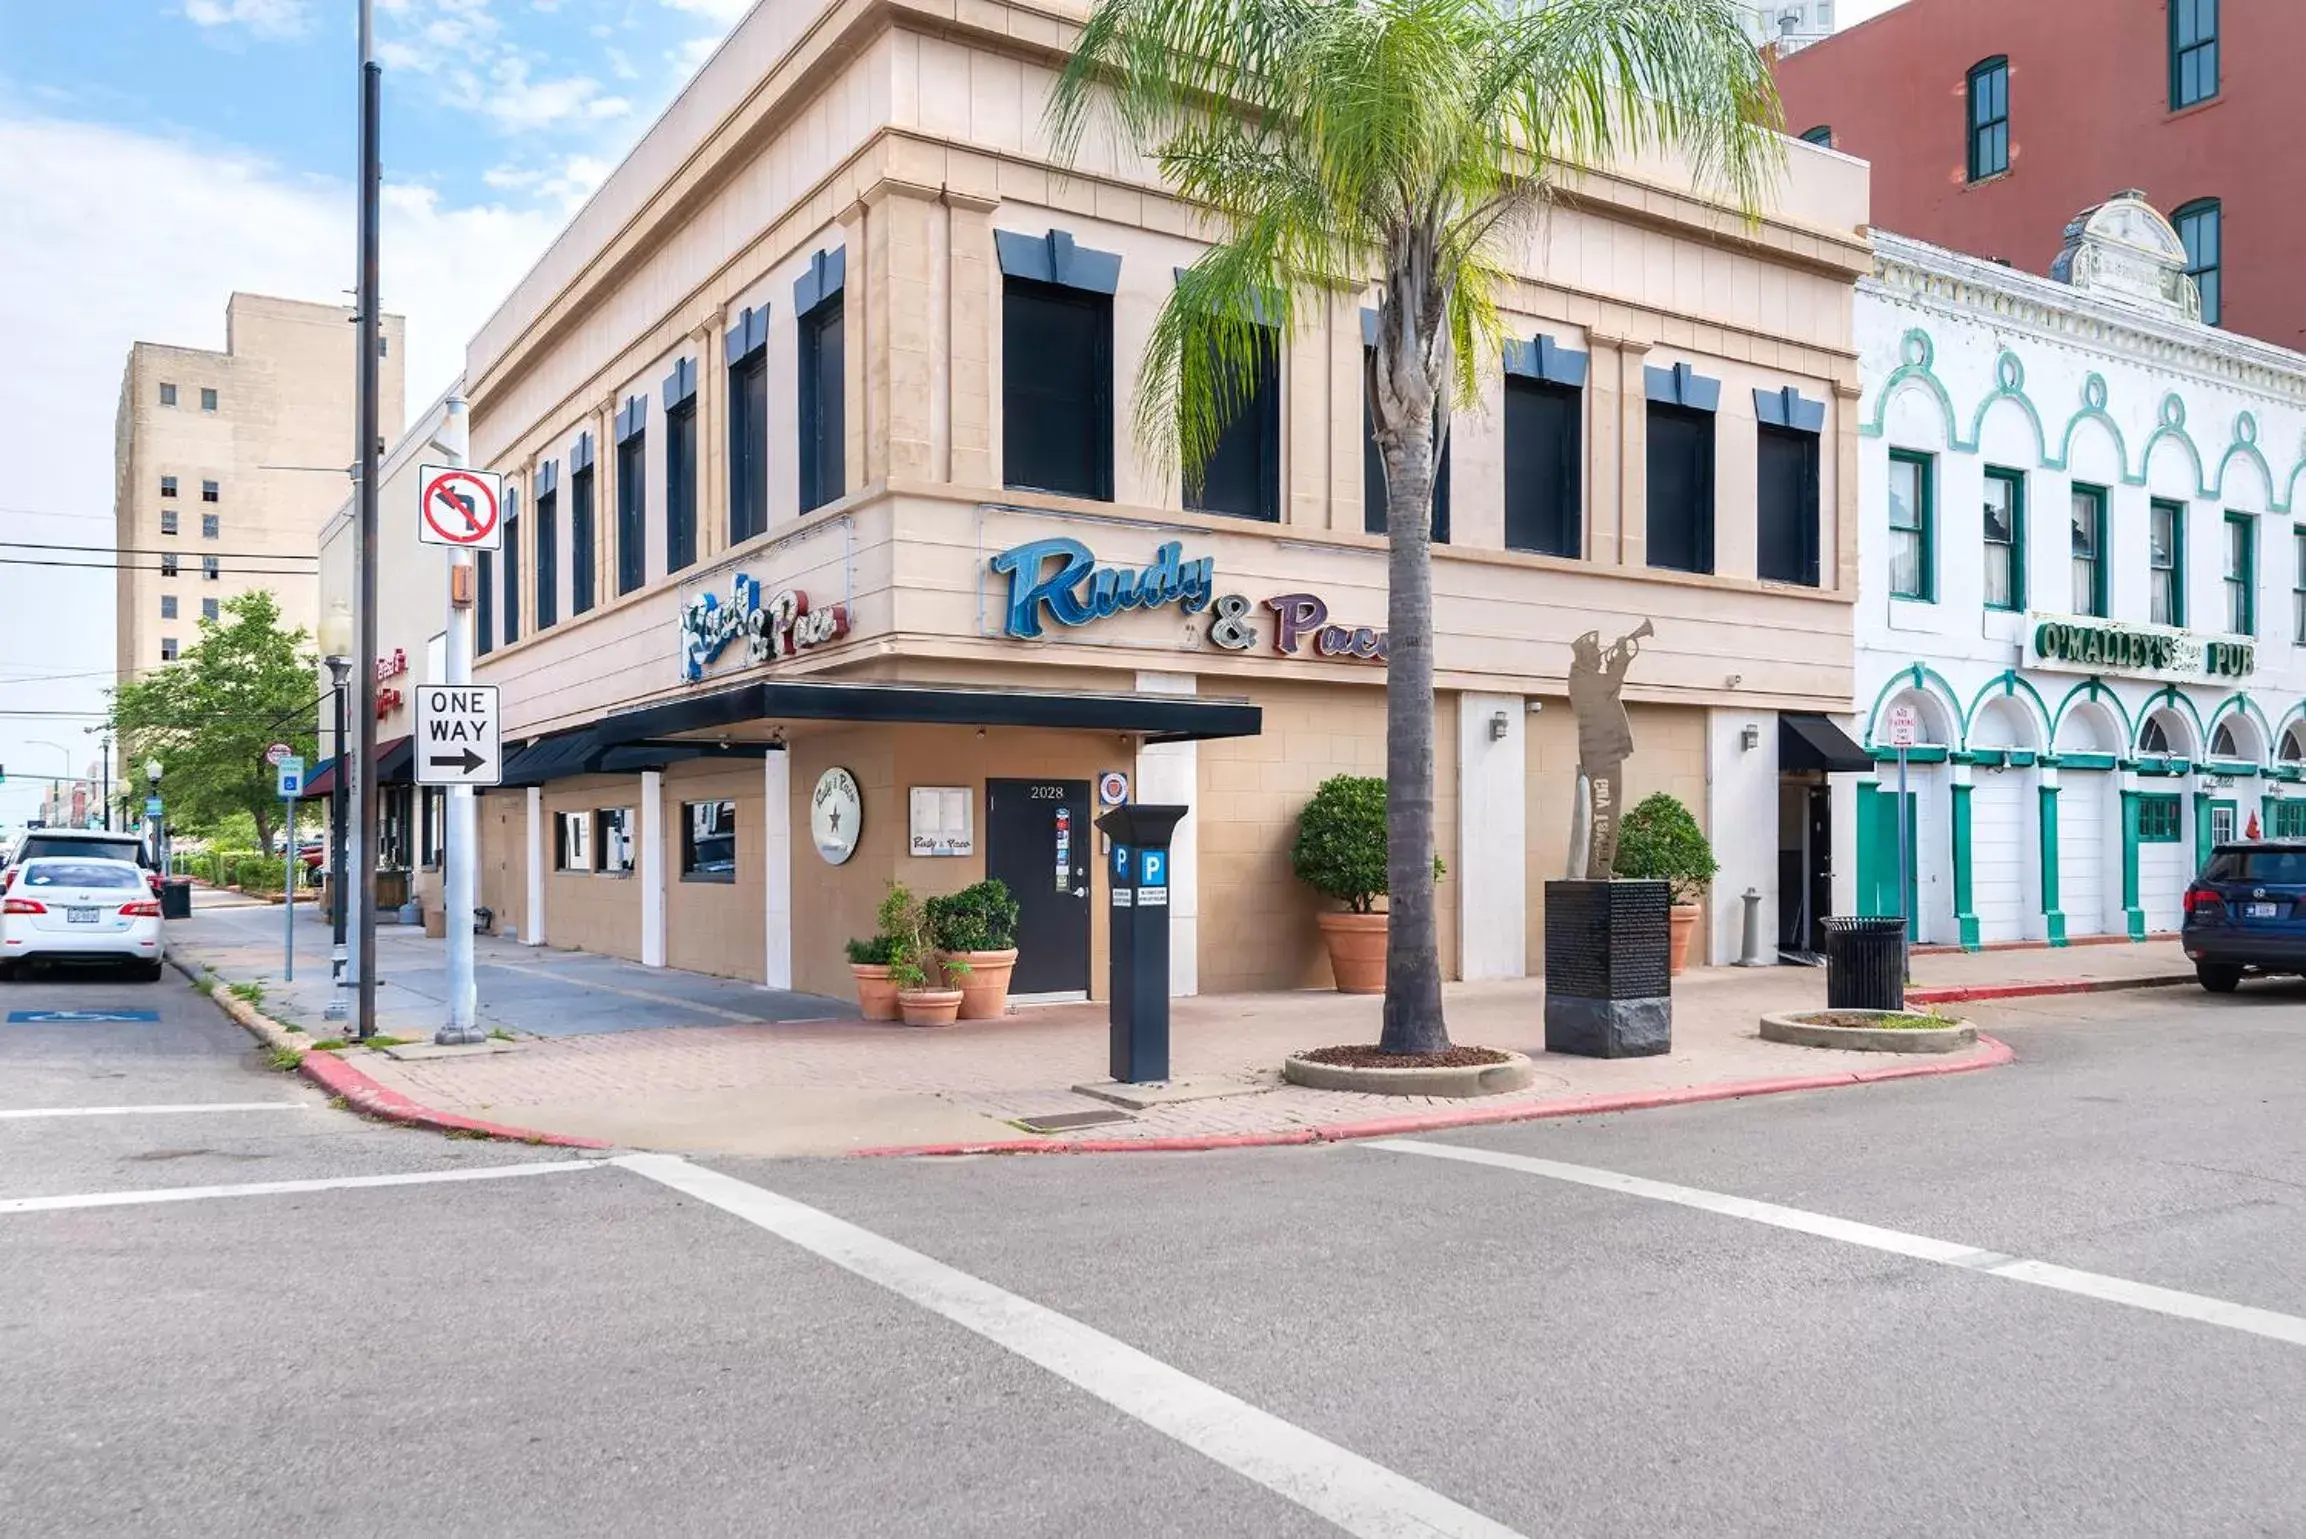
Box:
1456 692 1528 979
763 751 792 988
524 785 545 946
437 393 480 1044
1704 709 1780 966
640 769 666 968
1133 671 1199 997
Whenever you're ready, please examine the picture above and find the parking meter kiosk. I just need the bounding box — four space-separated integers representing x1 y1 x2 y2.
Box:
1095 803 1187 1083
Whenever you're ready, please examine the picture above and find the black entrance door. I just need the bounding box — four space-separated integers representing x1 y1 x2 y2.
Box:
985 779 1092 995
1806 785 1834 953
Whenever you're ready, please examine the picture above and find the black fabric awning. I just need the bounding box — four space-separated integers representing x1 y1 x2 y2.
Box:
604 679 1263 746
1781 712 1872 773
297 737 413 800
497 729 605 789
298 755 341 800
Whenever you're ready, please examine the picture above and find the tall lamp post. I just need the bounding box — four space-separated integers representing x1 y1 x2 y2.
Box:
145 759 163 873
98 734 112 831
320 600 354 1023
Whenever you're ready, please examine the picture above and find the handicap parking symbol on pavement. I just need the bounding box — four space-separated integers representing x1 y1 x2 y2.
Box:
6 1010 162 1024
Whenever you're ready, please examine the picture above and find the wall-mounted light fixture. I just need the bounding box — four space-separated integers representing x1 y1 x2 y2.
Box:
1489 711 1510 742
1741 722 1761 752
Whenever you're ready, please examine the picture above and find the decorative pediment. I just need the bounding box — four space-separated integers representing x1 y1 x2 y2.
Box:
2049 190 2201 324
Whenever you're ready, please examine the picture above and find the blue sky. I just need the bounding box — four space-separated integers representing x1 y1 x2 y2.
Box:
0 0 747 830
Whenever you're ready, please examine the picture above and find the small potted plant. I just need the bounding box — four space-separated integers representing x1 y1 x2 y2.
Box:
1615 792 1718 974
879 882 965 1027
844 934 899 1021
1290 774 1442 993
927 878 1021 1020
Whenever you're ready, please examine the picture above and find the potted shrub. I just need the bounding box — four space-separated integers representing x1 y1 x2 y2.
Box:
844 934 900 1021
879 882 964 1027
1290 774 1444 993
1615 792 1718 974
927 878 1021 1020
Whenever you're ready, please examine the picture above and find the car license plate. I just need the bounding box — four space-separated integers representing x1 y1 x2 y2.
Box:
2248 902 2281 919
67 907 99 924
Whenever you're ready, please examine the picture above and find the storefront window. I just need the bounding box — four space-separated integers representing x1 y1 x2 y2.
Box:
380 786 412 870
596 807 635 874
2138 795 2183 842
555 811 592 872
421 788 444 869
682 799 736 883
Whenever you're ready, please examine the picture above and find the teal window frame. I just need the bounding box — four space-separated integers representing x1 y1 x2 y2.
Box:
2138 794 2183 843
1982 466 2025 611
2149 498 2185 627
2224 510 2255 635
2070 483 2108 617
1799 125 1833 147
2293 527 2306 646
2176 199 2222 326
1967 57 2009 181
1887 449 1934 601
2170 0 2218 110
2271 800 2306 839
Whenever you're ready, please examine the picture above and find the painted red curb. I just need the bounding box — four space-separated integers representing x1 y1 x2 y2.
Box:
297 1050 613 1149
1906 974 2192 1005
847 1035 2016 1158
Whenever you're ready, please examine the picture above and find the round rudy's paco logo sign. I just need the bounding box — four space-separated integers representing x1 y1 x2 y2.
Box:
1097 770 1130 806
810 767 862 866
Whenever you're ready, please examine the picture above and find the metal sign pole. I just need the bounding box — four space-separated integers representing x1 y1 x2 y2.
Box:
282 794 296 983
436 396 482 1045
353 0 383 1042
1896 743 1911 980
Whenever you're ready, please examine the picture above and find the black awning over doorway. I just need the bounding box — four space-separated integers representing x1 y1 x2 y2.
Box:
1780 712 1872 773
603 678 1263 746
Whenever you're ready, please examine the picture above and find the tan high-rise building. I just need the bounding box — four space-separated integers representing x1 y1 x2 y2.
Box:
113 293 405 682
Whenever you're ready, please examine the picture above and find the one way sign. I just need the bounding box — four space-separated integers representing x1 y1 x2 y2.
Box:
415 684 503 787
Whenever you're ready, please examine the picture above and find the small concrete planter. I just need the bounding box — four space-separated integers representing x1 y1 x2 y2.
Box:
1282 1049 1537 1098
1759 1009 1976 1054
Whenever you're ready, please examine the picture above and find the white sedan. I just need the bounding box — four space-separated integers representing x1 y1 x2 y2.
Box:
0 857 166 981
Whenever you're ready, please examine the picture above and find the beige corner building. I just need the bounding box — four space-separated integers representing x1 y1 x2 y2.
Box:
465 0 1876 1002
114 293 405 682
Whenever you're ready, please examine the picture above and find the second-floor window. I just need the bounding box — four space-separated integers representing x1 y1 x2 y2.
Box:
2293 528 2306 646
2171 0 2218 109
1185 327 1281 523
534 485 558 630
1755 424 1819 586
503 497 522 646
727 311 769 544
1887 450 1932 600
2225 511 2255 634
158 382 177 406
1004 278 1114 500
570 457 596 617
1799 125 1833 147
1983 468 2024 610
2149 499 2185 626
615 406 646 597
1967 56 2009 181
477 547 495 658
200 387 218 412
1502 364 1579 558
2070 485 2107 616
798 292 846 514
2176 199 2222 326
666 389 697 575
1646 403 1715 575
1365 349 1451 544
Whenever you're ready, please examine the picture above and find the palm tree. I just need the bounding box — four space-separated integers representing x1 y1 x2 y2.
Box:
1050 0 1781 1054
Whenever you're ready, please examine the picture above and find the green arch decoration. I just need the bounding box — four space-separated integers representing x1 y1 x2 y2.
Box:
1863 662 1968 747
2215 436 2276 507
1962 670 2052 748
2271 701 2306 757
2139 421 2207 495
2059 403 2130 480
2135 685 2207 754
2206 693 2274 758
2048 677 2135 751
1969 388 2049 464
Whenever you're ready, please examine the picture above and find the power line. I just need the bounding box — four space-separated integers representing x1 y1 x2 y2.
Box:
0 557 319 574
0 540 317 561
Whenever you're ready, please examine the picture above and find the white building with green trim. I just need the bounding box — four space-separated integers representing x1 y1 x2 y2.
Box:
1856 194 2306 949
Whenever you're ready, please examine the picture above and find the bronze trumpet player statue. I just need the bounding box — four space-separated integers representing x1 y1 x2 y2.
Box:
1566 619 1653 880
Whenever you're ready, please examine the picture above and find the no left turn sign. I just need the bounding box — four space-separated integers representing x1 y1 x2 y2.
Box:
416 464 504 551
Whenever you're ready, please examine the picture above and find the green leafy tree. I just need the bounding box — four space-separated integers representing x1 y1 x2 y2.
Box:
1615 792 1719 904
1049 0 1779 1052
109 590 317 855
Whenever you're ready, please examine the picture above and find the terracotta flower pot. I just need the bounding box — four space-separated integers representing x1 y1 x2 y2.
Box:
851 963 899 1022
898 988 965 1027
945 948 1018 1021
1667 902 1702 975
1316 910 1389 994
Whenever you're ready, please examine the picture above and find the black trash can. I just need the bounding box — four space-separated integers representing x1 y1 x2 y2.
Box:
160 878 194 921
1821 915 1906 1010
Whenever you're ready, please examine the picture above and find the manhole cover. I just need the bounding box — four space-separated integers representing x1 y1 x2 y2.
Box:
1013 1109 1135 1134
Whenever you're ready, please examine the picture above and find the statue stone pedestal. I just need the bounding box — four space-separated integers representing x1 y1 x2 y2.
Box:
1543 879 1672 1058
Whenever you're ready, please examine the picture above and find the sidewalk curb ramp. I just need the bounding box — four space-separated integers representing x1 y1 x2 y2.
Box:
1906 973 2195 1005
173 957 611 1150
849 1036 2017 1158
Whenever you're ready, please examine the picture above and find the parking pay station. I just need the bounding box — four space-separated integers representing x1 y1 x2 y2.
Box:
1096 803 1187 1083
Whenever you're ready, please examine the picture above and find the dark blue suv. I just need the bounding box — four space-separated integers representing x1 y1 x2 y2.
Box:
2181 840 2306 992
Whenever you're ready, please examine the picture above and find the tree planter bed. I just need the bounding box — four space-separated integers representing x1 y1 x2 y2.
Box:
1283 1047 1535 1097
1759 1010 1977 1054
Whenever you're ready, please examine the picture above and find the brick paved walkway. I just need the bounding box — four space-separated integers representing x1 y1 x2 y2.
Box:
168 894 2188 1155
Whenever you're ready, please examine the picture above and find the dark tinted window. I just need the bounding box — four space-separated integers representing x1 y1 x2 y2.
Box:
728 352 768 543
799 297 845 514
1646 403 1715 573
616 434 645 596
1364 349 1450 543
477 548 494 656
1004 278 1113 500
17 838 145 867
2208 850 2306 884
1756 423 1820 585
1186 329 1280 521
682 800 737 882
666 399 698 573
1967 57 2009 180
503 512 522 644
570 466 596 616
534 490 558 630
21 861 143 889
1503 376 1579 557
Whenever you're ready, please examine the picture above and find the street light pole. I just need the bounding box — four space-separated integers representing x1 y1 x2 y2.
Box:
99 735 111 831
322 638 352 1023
353 0 383 1042
435 392 482 1045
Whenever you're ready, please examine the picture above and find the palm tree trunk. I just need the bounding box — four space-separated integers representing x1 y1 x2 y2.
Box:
1376 428 1450 1055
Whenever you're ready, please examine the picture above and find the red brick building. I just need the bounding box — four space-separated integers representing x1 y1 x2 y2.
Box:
1773 0 2294 346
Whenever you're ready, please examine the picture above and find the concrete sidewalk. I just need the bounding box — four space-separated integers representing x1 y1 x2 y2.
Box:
169 893 2193 1156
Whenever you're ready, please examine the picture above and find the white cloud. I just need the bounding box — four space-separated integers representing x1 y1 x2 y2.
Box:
661 0 754 23
669 33 723 75
183 0 311 36
0 114 565 816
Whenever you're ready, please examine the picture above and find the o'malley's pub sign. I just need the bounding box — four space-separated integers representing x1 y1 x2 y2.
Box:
989 537 1388 663
2023 613 2254 684
680 573 849 681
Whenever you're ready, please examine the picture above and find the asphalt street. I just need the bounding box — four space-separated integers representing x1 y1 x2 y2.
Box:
5 965 2305 1537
